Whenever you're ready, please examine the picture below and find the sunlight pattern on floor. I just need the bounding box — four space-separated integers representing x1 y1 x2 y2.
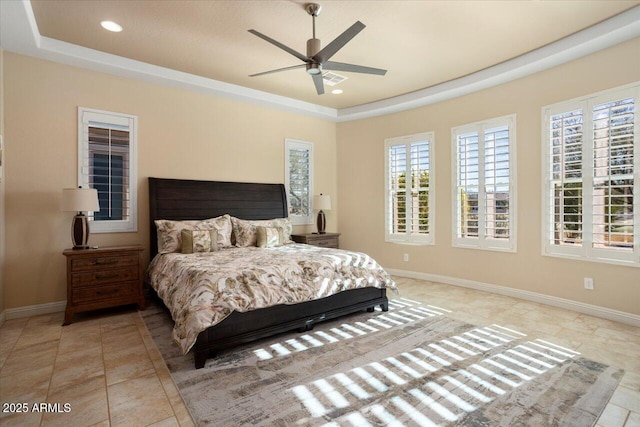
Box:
253 299 450 361
290 326 581 426
291 324 521 419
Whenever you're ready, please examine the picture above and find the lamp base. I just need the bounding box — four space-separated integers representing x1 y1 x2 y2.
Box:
316 210 326 234
72 213 91 249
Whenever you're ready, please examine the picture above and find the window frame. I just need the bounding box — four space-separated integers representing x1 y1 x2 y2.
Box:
384 132 435 245
284 138 314 225
77 107 138 233
451 114 517 252
541 83 639 266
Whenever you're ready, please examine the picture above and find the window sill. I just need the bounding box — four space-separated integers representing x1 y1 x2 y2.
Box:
542 251 640 268
452 243 516 253
385 239 434 246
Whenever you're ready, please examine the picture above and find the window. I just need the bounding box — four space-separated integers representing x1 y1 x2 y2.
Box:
285 139 313 225
384 132 434 244
452 115 516 251
543 84 639 265
78 107 137 233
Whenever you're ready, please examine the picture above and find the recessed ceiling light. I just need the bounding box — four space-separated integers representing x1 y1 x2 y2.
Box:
331 89 343 95
100 20 123 32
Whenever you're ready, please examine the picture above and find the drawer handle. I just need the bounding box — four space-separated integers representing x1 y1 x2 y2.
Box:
96 289 119 296
95 273 119 280
95 259 118 266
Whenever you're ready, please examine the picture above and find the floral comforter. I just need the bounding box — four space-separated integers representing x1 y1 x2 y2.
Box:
147 244 397 354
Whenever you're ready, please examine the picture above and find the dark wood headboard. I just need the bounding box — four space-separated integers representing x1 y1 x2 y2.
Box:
148 177 288 257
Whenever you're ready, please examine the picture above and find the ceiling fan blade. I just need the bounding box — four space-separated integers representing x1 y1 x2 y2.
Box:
312 21 365 64
324 61 387 76
248 29 309 63
249 64 306 77
312 73 325 95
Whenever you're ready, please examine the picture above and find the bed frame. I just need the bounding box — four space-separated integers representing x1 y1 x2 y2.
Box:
148 177 389 368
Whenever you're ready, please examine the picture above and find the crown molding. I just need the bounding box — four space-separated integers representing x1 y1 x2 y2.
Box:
338 6 640 122
2 1 639 123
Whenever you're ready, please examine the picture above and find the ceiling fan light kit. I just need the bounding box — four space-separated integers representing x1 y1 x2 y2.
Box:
248 2 387 95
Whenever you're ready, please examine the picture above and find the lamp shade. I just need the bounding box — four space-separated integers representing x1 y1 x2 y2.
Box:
62 188 100 212
314 194 331 211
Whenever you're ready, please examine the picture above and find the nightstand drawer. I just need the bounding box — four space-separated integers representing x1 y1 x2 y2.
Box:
72 282 138 303
71 255 139 272
313 238 338 248
71 267 139 287
292 233 340 249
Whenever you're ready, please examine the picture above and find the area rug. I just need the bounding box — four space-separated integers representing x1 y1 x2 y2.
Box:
141 298 624 426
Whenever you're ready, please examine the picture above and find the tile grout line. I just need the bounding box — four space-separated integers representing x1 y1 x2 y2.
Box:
0 320 28 373
136 311 184 426
0 320 30 425
101 320 113 426
40 315 62 427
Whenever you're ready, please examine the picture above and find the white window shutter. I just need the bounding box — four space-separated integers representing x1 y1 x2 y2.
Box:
452 115 516 252
78 107 137 233
542 83 639 265
285 139 314 225
385 132 434 245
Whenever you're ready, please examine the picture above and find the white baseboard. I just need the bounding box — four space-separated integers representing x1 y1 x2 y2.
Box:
387 268 640 328
4 301 66 320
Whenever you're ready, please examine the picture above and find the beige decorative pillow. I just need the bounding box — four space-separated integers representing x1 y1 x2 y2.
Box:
256 226 284 248
198 215 233 248
156 219 200 254
155 214 232 254
181 229 218 254
271 217 293 243
231 217 293 247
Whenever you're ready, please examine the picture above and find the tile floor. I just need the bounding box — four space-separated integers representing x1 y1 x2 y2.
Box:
0 307 192 426
0 277 638 426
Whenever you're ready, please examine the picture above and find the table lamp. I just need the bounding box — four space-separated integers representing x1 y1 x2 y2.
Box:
62 187 100 249
313 194 331 234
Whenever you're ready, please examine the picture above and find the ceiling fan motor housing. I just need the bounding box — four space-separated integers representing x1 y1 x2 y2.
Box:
306 38 322 74
307 38 321 57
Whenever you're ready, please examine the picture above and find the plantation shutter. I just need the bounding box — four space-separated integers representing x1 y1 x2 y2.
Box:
543 84 638 264
591 98 635 251
456 131 480 239
410 142 430 235
453 115 515 251
285 139 313 225
388 144 407 234
87 127 130 221
549 108 584 247
78 108 137 233
385 133 433 244
484 125 511 240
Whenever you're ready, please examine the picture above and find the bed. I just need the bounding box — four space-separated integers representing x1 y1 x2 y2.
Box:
147 177 394 369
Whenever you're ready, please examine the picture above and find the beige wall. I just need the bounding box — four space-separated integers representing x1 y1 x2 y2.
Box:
3 52 337 309
3 38 639 316
337 37 640 316
0 48 5 316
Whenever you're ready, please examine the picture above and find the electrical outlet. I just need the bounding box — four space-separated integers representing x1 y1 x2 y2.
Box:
403 253 409 262
584 277 594 290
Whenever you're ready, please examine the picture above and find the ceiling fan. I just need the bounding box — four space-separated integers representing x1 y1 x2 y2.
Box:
248 3 387 95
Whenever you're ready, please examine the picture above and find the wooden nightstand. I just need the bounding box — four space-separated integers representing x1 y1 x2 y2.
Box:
63 245 145 325
291 232 340 249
